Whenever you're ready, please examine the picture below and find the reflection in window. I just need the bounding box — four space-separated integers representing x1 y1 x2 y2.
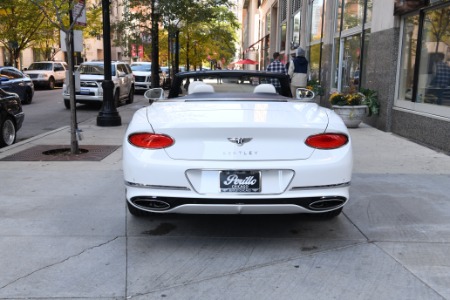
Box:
280 23 287 52
309 44 321 81
292 12 300 49
398 15 419 101
343 0 365 30
419 6 450 106
399 4 450 107
342 35 361 92
310 0 324 43
332 37 340 89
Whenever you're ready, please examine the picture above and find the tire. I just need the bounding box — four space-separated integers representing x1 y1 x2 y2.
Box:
64 99 70 109
48 77 55 90
127 201 150 217
22 90 33 105
315 207 343 219
126 87 134 104
0 117 17 147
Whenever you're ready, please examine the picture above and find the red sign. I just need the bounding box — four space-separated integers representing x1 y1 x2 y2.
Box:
131 44 136 57
138 45 144 58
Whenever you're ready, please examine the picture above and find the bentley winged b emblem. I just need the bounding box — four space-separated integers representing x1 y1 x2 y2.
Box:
227 137 253 146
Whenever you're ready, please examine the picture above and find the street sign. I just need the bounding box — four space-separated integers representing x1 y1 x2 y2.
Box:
73 0 87 26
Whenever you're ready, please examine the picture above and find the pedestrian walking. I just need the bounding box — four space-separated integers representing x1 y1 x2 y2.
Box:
288 47 308 98
266 52 287 94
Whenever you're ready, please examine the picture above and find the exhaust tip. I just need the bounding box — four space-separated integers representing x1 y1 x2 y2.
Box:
309 198 346 211
132 197 171 211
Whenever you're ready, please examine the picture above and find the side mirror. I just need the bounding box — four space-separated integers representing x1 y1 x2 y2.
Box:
294 88 315 101
144 88 165 103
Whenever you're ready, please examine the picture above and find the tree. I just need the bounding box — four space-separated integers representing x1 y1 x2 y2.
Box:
0 0 50 67
30 0 86 154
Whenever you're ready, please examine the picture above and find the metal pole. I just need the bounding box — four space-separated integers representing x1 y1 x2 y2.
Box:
97 0 121 126
151 0 160 88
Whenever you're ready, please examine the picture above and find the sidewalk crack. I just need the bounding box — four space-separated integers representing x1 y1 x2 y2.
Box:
0 236 120 290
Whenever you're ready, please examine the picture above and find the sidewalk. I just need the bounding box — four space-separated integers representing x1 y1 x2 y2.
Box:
0 98 449 299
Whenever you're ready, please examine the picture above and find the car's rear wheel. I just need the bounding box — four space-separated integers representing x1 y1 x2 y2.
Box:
0 117 17 147
64 99 70 109
48 77 55 90
22 89 33 104
315 207 343 219
127 201 150 217
126 87 134 104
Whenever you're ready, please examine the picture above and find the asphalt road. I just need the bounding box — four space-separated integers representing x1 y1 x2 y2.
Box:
17 87 145 143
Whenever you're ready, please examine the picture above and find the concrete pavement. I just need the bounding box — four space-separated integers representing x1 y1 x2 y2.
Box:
0 96 449 299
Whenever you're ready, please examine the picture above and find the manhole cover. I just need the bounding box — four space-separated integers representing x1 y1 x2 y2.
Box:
0 145 120 161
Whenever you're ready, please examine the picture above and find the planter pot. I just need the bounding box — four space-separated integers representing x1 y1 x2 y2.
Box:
332 105 368 128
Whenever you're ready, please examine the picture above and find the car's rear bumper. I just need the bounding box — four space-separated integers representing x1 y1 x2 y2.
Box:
125 182 350 214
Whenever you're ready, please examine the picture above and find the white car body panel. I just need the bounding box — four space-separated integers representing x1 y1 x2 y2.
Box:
123 94 353 215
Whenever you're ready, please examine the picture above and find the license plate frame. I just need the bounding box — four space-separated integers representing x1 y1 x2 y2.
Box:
220 170 261 193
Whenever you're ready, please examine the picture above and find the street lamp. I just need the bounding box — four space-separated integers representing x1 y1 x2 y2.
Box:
97 0 121 127
151 0 160 88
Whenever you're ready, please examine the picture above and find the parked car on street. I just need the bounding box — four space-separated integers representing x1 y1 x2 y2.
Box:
0 66 34 104
131 62 168 92
0 88 24 147
23 61 68 89
123 70 353 219
62 60 135 109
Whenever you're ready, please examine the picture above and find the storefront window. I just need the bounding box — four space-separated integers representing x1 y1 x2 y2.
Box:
280 22 287 52
309 43 322 81
419 6 450 106
343 0 365 30
398 15 419 101
398 4 450 108
342 34 361 92
311 0 324 42
292 12 301 49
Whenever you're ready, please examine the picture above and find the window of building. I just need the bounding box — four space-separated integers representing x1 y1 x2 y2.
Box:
397 3 450 116
332 0 372 92
280 22 287 52
292 12 301 49
308 0 325 82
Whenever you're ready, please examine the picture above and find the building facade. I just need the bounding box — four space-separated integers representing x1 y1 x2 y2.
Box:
241 0 450 153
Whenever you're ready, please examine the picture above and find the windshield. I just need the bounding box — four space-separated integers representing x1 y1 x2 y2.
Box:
78 64 116 76
28 63 52 71
131 64 151 72
169 71 292 98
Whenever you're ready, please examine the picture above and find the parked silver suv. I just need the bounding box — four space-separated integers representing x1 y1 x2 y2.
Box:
23 61 68 89
62 61 135 109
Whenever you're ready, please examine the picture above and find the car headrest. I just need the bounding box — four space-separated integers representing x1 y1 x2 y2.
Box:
191 83 215 94
254 84 276 94
188 81 207 94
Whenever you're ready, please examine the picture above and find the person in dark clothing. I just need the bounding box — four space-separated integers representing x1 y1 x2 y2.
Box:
288 47 308 98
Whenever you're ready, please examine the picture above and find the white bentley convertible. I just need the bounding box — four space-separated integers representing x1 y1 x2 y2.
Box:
123 70 352 218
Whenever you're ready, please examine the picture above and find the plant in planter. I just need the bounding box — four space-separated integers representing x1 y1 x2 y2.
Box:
360 88 380 117
306 79 325 96
329 91 368 128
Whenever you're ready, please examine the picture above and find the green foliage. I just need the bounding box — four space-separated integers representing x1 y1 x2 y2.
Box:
306 79 324 96
360 88 380 116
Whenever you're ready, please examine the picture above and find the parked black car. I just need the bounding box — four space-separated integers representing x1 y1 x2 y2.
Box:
0 88 25 147
0 66 34 104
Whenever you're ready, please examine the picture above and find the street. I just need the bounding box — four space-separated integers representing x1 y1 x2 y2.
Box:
17 88 145 143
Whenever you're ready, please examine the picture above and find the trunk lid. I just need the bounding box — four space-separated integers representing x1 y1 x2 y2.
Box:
146 102 329 160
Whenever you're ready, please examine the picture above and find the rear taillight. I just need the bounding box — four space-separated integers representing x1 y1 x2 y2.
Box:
305 133 349 149
128 133 174 149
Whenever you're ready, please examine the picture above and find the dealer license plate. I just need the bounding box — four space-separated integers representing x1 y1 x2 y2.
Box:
220 170 261 193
